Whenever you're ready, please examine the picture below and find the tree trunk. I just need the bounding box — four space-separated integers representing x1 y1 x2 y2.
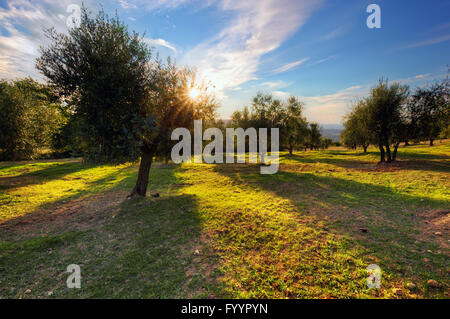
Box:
164 152 169 165
289 145 293 155
378 144 385 163
392 142 400 161
128 142 159 198
385 143 392 162
404 140 409 146
430 138 434 146
363 145 368 153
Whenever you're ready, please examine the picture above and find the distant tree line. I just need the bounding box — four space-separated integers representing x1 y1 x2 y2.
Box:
341 75 450 163
230 92 332 154
0 78 67 160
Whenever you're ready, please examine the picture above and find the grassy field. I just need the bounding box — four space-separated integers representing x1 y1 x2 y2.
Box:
0 141 448 299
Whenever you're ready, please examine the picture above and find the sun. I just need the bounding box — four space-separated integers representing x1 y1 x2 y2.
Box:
189 87 200 100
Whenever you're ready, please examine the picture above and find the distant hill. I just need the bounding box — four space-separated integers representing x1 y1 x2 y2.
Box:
320 124 343 142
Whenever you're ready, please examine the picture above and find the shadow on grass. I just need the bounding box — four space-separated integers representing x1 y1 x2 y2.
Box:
0 164 138 230
282 151 450 173
0 193 222 298
0 160 97 190
0 162 224 298
213 163 449 293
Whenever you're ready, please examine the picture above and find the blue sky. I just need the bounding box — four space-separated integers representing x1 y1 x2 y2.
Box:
0 0 449 124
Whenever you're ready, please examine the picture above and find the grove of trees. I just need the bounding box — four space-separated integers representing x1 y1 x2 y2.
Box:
341 76 450 163
1 6 448 197
230 92 332 154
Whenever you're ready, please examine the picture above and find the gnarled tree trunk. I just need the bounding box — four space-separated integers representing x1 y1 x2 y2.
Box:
128 142 159 198
385 143 392 162
392 142 400 161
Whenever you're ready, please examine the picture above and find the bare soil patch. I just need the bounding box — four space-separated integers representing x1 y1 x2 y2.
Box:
416 209 450 250
0 189 128 240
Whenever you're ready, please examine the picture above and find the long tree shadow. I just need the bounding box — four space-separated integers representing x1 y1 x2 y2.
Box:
212 163 449 293
282 151 450 173
0 163 139 228
0 193 222 298
0 163 224 298
0 160 98 190
0 161 188 232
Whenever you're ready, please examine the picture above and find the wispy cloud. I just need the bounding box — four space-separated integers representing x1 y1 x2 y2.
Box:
320 26 345 41
144 37 177 53
183 0 323 96
259 80 291 89
117 0 193 11
272 90 290 99
400 34 450 50
301 85 367 124
414 73 430 80
307 55 336 67
273 57 309 74
119 0 137 9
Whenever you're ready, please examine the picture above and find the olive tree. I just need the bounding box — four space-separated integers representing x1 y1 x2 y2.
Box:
37 8 217 197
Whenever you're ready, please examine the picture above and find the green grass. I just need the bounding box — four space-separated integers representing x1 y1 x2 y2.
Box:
0 141 449 298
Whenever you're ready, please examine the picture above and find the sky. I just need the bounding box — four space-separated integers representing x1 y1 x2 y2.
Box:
0 0 449 125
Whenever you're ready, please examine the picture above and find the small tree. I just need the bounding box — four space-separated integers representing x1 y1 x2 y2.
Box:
320 138 333 150
307 123 322 150
407 76 450 146
365 80 409 163
281 96 308 155
341 100 371 153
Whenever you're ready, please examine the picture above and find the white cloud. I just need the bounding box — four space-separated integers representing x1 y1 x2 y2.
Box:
272 90 290 99
143 37 177 53
301 85 367 124
0 0 91 80
119 0 137 9
273 57 309 74
414 73 430 80
183 0 323 97
260 80 291 89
